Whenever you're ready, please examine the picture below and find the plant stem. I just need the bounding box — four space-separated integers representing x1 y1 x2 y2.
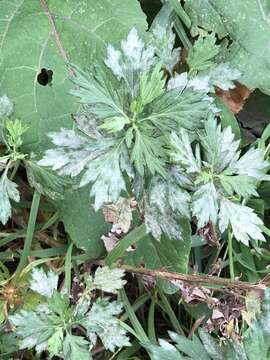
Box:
228 227 235 279
119 288 149 343
158 287 185 336
93 260 266 291
16 190 41 274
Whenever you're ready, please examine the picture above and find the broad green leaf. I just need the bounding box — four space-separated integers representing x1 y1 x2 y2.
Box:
184 0 227 38
185 0 270 95
124 220 191 294
0 94 13 118
54 186 108 256
0 0 147 153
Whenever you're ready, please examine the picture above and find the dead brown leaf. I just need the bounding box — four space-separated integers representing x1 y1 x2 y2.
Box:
215 82 252 114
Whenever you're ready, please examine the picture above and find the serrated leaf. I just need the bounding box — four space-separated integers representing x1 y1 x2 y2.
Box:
30 268 58 298
145 176 191 241
131 130 166 177
63 335 91 360
170 130 201 173
80 298 130 352
199 117 240 173
219 174 257 198
185 0 270 95
139 63 165 107
104 28 155 94
25 160 69 200
192 182 219 228
149 24 181 74
147 87 211 132
230 148 268 180
48 329 64 358
219 198 265 245
187 33 220 75
0 171 20 225
92 266 126 294
9 310 54 349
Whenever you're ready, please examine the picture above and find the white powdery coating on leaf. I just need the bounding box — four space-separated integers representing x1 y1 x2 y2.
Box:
121 28 144 70
104 44 123 79
208 63 241 91
219 198 265 245
93 266 126 294
48 129 85 149
0 94 13 118
192 182 219 228
168 72 188 91
188 74 210 91
150 24 180 74
0 174 20 225
30 268 58 298
232 148 268 179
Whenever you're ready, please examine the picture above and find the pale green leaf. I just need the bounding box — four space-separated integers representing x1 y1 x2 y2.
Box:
80 298 130 352
0 171 20 225
187 33 220 75
192 182 219 228
48 329 64 358
145 176 191 241
9 310 54 349
147 87 211 132
219 174 258 198
200 117 240 173
170 130 201 173
139 63 165 107
92 266 126 294
150 24 181 74
63 335 91 360
219 198 265 245
30 268 58 298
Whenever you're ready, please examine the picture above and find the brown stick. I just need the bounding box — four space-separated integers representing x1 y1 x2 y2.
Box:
40 0 75 76
94 260 267 292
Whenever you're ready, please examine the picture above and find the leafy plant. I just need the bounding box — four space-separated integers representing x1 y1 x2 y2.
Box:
145 289 270 360
9 267 129 359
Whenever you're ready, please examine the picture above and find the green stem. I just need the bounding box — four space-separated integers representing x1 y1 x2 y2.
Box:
119 288 149 343
158 287 185 336
228 227 235 279
174 17 192 50
16 190 41 274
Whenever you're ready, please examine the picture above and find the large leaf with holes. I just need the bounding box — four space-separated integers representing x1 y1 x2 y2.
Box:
0 0 147 255
123 220 191 294
0 0 147 153
185 0 270 95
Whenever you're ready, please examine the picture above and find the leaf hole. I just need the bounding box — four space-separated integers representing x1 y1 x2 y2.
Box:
37 68 53 86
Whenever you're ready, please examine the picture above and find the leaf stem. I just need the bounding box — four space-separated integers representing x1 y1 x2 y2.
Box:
228 227 235 279
16 190 41 274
